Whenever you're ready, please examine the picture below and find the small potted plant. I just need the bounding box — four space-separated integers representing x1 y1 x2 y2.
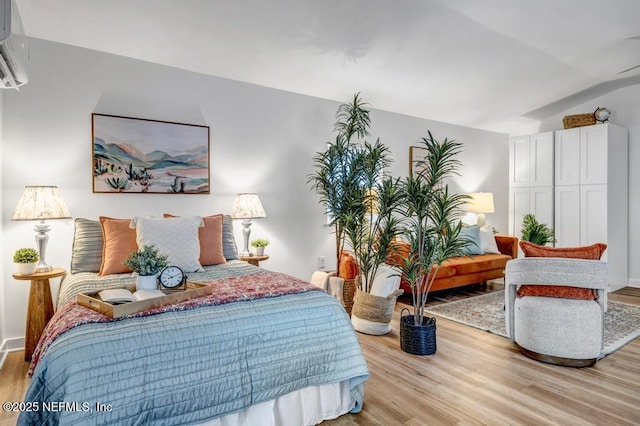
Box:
123 244 169 290
250 238 270 256
13 248 39 275
520 214 555 246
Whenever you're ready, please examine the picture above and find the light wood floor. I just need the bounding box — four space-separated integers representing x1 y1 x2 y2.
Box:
1 285 639 425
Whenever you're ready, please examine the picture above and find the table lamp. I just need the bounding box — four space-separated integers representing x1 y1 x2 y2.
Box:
12 186 71 272
467 192 494 228
231 193 267 256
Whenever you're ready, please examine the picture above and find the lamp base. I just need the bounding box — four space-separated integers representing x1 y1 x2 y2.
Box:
34 221 52 272
241 219 253 257
36 262 53 273
476 213 487 228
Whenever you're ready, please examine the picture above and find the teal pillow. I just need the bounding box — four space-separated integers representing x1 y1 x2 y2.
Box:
460 225 482 255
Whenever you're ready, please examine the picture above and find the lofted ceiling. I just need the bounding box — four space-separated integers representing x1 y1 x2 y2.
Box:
15 0 640 134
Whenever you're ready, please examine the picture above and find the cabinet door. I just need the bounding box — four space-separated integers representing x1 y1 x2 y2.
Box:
509 135 530 187
554 128 580 186
509 188 530 236
530 132 554 187
581 125 608 185
530 187 554 231
554 186 580 247
581 184 607 250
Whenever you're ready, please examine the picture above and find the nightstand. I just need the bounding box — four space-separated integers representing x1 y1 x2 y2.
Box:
240 254 269 267
12 268 66 361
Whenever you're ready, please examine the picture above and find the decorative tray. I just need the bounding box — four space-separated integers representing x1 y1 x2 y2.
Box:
77 281 213 318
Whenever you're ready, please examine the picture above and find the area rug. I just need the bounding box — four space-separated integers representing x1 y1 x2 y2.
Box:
425 291 640 358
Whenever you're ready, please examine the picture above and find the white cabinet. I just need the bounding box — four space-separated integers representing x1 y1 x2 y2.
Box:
553 124 628 290
508 132 554 236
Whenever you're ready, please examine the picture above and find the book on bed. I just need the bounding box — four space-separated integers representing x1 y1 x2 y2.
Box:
98 288 165 304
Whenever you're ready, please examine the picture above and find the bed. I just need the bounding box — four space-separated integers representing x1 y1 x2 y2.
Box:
19 216 369 425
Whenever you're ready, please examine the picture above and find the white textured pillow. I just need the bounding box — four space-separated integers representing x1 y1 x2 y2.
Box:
370 264 401 297
132 216 204 272
479 225 500 254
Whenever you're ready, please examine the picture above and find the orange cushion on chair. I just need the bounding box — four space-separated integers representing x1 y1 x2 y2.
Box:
519 241 607 260
517 285 597 300
98 216 137 275
518 240 606 300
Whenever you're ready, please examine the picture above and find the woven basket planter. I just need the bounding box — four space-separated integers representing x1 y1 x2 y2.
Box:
351 287 404 335
400 308 437 355
342 278 357 315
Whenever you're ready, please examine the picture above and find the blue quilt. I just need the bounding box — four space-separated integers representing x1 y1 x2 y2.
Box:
20 268 368 425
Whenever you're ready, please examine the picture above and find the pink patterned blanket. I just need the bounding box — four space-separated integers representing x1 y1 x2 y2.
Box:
29 271 320 376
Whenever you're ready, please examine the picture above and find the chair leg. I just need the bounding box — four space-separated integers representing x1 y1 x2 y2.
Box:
515 344 597 368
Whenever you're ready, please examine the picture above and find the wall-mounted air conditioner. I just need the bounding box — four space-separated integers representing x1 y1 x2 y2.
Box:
0 0 28 89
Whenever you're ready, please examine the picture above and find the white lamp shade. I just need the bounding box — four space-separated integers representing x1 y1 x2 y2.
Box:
12 186 71 220
231 193 267 219
467 192 495 214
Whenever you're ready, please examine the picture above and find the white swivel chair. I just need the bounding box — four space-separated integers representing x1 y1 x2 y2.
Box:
505 257 608 367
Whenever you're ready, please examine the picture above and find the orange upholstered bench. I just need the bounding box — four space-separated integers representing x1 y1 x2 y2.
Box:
388 235 518 294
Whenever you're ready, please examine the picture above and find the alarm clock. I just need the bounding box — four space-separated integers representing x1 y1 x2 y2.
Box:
158 265 187 293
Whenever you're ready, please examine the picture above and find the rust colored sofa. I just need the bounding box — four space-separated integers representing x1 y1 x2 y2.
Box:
388 235 518 294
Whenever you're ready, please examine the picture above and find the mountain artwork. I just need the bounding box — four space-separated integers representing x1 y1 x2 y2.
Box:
92 114 210 194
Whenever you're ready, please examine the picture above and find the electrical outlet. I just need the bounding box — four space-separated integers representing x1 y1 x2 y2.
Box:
317 256 326 270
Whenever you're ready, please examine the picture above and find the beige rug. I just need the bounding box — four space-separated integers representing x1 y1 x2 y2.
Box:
425 291 640 358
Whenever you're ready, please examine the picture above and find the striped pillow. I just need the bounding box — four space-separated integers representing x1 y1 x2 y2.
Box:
70 218 104 274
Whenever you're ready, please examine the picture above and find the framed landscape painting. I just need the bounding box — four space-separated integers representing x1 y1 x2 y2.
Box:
92 114 210 194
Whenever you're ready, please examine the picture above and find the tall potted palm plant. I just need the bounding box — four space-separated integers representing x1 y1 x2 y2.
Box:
308 93 371 281
309 94 404 330
396 132 469 354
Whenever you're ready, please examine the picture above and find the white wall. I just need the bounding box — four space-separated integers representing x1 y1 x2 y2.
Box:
0 89 5 362
535 84 640 286
1 38 508 343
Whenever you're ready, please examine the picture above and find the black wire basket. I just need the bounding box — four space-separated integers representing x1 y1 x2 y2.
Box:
400 308 437 355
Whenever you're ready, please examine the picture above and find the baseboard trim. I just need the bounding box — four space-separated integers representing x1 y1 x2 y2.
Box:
0 337 25 370
628 279 640 288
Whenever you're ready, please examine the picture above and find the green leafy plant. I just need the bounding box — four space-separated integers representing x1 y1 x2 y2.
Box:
250 238 270 248
123 244 169 276
106 177 130 191
521 214 555 246
396 133 470 326
308 93 401 292
13 248 39 263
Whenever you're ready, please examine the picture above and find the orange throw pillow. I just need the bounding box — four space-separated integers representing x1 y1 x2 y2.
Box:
98 216 138 275
519 241 607 260
518 240 607 300
339 252 359 280
164 214 226 266
517 285 597 300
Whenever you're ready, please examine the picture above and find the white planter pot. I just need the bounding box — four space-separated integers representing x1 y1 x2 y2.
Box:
254 247 265 256
136 274 158 291
15 262 38 275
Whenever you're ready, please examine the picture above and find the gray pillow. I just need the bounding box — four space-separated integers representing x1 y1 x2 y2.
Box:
70 218 104 273
222 215 239 260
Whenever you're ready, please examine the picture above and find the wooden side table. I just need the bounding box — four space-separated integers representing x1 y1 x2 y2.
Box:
12 268 66 361
240 254 269 267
